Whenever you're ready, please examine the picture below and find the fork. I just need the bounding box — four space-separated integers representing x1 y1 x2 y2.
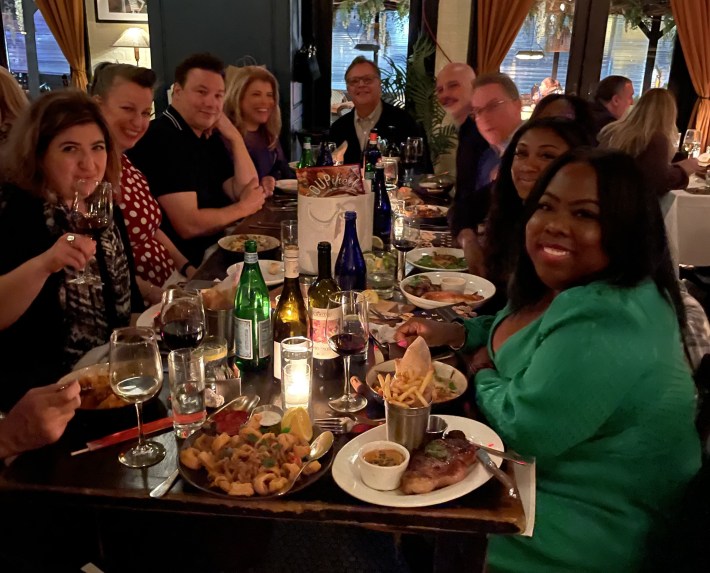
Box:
314 416 384 434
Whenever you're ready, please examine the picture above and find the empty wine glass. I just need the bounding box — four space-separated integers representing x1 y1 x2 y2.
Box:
392 214 420 283
159 287 206 351
67 180 113 285
326 291 369 413
401 141 417 186
109 327 165 468
408 136 424 164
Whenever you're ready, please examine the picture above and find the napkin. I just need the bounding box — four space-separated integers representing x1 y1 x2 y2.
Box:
397 336 431 379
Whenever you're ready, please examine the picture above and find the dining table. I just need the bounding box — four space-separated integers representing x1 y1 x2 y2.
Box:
663 175 710 268
0 193 528 573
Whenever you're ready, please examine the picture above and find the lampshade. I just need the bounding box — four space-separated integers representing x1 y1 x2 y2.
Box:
113 27 150 49
515 50 545 60
113 28 150 66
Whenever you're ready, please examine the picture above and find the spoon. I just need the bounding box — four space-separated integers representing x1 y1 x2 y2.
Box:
274 431 335 497
149 395 261 499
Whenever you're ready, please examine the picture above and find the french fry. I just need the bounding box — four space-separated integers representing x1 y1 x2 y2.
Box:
390 399 410 408
397 386 417 402
415 389 428 407
418 370 434 394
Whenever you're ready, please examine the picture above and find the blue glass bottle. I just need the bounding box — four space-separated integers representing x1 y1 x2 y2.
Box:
363 132 381 181
316 142 334 166
335 211 367 291
372 164 391 250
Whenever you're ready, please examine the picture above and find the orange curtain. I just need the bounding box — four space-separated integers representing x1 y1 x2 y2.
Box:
671 0 710 151
477 0 535 74
35 0 87 91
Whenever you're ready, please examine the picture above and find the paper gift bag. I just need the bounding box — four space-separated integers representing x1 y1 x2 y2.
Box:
298 193 374 275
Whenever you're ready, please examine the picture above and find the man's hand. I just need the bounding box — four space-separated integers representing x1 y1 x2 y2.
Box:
0 381 81 458
457 228 485 276
212 113 243 145
40 233 95 274
237 178 266 216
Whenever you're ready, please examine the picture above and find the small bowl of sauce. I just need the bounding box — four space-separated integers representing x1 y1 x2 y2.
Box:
357 440 410 491
251 404 284 433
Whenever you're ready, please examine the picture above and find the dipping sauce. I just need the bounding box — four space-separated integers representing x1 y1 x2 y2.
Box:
258 411 282 428
363 449 405 467
213 409 249 436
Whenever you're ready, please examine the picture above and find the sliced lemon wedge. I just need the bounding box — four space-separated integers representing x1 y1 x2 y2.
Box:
282 407 313 442
371 236 384 250
360 289 379 304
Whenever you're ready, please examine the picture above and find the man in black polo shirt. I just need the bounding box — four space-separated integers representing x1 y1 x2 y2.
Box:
128 53 265 265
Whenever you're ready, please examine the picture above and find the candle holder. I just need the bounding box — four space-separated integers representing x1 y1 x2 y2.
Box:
280 337 313 414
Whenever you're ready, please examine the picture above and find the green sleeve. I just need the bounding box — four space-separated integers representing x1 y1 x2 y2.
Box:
461 315 496 352
475 291 664 458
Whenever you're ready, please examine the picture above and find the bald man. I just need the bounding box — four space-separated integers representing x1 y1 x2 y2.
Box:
435 63 493 274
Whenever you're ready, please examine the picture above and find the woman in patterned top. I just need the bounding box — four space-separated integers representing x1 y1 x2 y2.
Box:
0 90 142 410
91 63 195 304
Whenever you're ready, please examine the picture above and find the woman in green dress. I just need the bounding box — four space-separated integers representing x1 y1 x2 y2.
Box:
396 148 701 572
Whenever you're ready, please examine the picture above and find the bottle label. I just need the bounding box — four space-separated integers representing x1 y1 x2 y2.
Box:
235 317 253 359
258 319 271 359
310 306 340 359
244 252 258 265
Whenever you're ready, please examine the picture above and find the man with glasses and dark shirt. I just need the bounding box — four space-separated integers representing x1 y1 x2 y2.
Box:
329 56 423 166
128 53 265 266
457 72 522 274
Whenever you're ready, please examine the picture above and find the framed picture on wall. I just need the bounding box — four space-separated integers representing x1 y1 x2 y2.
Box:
95 0 148 23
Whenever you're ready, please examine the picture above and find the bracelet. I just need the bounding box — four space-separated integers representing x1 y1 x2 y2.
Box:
180 262 192 276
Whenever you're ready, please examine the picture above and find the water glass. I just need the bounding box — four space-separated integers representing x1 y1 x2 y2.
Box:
366 250 396 299
382 157 399 189
280 337 313 413
200 336 240 404
168 348 206 438
281 219 298 257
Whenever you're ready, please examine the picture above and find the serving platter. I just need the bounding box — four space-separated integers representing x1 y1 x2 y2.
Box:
400 272 495 310
179 425 334 499
332 415 503 508
275 179 298 194
365 361 467 405
406 247 466 271
218 234 281 254
226 260 284 287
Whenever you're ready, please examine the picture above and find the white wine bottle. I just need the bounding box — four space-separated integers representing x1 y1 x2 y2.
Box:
308 242 342 379
272 247 309 379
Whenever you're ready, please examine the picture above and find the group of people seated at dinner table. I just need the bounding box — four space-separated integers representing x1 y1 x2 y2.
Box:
0 50 707 573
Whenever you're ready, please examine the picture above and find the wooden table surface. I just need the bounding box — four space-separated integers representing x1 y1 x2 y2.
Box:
0 196 524 571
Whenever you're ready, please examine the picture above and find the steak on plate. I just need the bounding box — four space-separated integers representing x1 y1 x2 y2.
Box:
400 435 478 494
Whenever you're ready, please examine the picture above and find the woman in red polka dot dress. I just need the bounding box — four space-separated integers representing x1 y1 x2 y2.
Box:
92 63 195 305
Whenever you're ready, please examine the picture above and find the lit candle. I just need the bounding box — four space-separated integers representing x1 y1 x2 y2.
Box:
284 363 311 409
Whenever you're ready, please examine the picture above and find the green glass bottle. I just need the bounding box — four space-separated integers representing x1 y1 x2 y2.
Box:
297 136 315 168
234 240 271 371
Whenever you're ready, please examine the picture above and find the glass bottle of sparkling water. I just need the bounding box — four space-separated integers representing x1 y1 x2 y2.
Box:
298 136 315 168
234 240 271 371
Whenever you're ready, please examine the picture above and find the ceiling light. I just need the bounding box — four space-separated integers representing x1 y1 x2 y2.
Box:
515 50 545 60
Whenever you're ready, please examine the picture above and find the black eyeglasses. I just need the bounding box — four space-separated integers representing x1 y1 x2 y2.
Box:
471 99 515 119
346 75 379 87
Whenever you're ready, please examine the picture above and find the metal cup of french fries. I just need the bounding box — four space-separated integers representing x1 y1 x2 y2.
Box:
383 337 435 452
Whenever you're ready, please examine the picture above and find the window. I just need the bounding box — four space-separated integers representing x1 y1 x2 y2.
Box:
2 0 69 75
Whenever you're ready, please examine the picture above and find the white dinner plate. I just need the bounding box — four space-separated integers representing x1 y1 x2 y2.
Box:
406 247 467 271
136 302 161 329
332 415 504 508
226 259 284 286
275 179 298 194
399 271 496 310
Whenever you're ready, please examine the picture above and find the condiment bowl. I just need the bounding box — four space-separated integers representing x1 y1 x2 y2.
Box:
357 440 410 491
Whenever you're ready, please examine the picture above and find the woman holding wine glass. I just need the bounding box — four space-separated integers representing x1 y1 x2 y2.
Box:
0 90 141 411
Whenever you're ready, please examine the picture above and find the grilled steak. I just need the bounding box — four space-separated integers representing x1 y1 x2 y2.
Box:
400 434 478 494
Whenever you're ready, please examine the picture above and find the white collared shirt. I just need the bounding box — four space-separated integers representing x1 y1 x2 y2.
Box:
354 101 383 153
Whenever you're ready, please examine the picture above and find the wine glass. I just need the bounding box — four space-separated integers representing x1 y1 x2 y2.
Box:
326 291 369 413
392 214 420 283
67 180 113 285
408 136 424 165
109 327 165 468
683 129 702 157
159 287 206 351
401 140 417 186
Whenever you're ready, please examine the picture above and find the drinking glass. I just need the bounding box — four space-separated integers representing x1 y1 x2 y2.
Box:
683 129 702 157
67 180 113 285
109 327 165 468
168 348 206 438
392 214 420 283
401 141 417 185
382 157 399 190
408 136 424 165
326 291 369 413
160 287 206 351
281 219 298 258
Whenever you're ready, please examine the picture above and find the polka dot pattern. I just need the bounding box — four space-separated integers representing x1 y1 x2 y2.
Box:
118 155 175 286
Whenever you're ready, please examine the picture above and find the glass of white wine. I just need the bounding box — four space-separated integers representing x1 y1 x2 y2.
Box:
109 327 165 468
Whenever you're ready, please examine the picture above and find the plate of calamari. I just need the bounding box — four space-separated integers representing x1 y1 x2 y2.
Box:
178 410 334 498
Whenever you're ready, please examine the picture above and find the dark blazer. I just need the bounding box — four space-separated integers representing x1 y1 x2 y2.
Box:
329 100 427 167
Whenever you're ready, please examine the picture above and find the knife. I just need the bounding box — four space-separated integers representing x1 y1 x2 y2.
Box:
70 416 174 456
476 449 519 499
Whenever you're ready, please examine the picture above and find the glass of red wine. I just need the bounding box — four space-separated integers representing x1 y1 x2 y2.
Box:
326 291 369 413
392 214 420 284
67 180 113 285
159 287 206 351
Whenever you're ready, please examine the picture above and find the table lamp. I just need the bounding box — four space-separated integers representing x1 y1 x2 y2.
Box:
113 27 150 66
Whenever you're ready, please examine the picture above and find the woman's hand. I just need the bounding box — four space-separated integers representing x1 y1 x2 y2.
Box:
40 233 96 274
395 317 466 348
261 176 275 197
0 381 81 458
